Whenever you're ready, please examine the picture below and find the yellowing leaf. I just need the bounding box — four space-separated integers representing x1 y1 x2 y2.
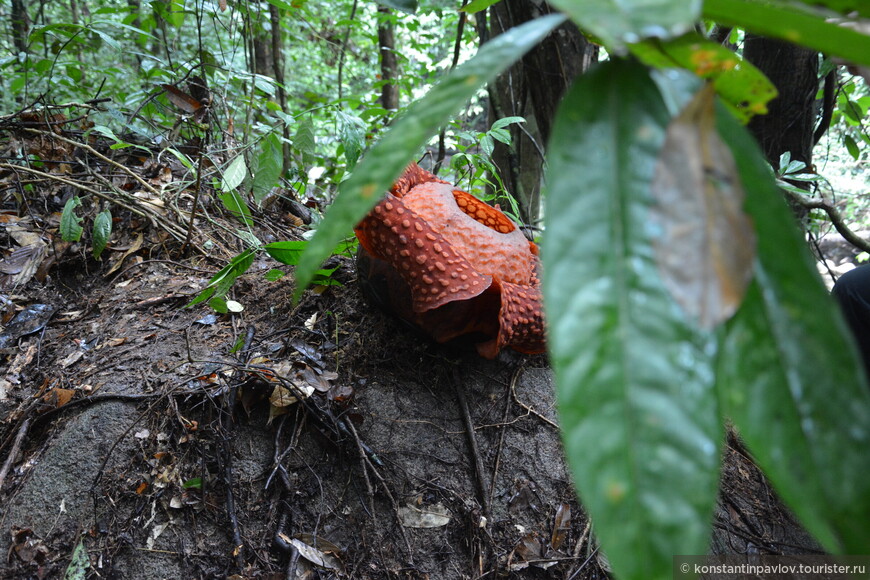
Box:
651 84 756 329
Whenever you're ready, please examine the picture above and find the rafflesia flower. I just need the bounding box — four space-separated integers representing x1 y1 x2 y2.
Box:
354 163 545 359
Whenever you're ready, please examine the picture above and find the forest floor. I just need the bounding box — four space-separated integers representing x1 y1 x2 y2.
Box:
0 109 831 579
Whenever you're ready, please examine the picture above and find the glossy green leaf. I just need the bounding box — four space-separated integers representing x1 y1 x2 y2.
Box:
631 33 777 123
716 108 870 554
60 196 84 242
91 209 112 259
543 60 722 580
550 0 700 52
293 13 566 301
253 133 283 203
704 0 870 66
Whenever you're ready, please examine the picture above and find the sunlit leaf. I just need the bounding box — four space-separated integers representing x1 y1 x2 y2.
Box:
550 0 700 52
651 84 755 329
631 32 777 122
294 13 566 301
543 59 721 580
221 155 248 192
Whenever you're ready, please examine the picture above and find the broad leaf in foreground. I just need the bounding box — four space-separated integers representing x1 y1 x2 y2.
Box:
704 0 870 67
716 108 870 553
543 59 722 580
550 0 700 52
293 13 566 300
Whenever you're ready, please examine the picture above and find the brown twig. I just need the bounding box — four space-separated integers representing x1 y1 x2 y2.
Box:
0 418 31 492
452 366 491 518
782 188 870 254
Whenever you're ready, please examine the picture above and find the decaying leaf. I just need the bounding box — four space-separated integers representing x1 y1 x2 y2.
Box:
398 502 452 528
550 502 571 550
651 84 756 329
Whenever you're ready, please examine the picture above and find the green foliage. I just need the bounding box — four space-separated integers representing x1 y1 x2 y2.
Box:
60 197 84 243
448 116 526 220
703 0 870 64
63 539 89 580
292 13 566 300
91 210 113 259
630 32 777 122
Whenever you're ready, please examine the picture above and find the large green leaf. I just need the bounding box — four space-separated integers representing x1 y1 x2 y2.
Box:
293 13 566 301
716 108 870 553
543 59 722 580
704 0 870 67
550 0 700 52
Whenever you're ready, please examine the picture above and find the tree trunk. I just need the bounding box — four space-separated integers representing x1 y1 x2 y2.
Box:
744 35 819 172
377 6 399 112
269 3 292 176
744 35 820 224
10 0 30 56
482 0 597 226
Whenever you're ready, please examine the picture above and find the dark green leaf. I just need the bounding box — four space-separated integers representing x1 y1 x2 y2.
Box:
704 0 870 66
550 0 700 52
60 196 84 242
716 107 870 554
844 134 860 160
209 296 228 314
293 13 566 301
253 133 283 203
91 209 112 259
182 477 202 489
543 60 722 580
